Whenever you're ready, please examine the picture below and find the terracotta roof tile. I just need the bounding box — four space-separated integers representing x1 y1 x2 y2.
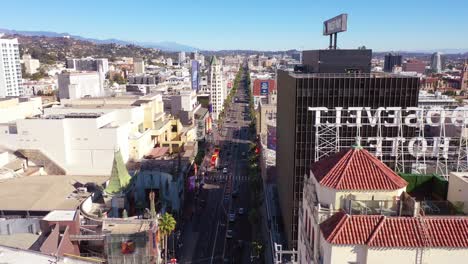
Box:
320 211 468 248
311 148 407 190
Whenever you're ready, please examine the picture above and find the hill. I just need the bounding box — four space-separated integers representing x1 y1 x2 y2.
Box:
0 28 198 52
1 34 171 64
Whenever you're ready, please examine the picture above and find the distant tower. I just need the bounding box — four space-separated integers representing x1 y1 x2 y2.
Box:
178 51 186 64
384 53 402 72
462 61 468 91
208 56 225 120
430 52 443 73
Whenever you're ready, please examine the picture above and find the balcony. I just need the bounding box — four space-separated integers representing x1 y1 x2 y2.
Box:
345 199 399 216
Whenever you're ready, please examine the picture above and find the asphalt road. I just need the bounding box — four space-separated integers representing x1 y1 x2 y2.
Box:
179 66 253 264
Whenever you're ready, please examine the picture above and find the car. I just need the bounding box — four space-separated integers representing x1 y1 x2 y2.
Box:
229 213 236 222
223 168 228 174
226 229 233 239
238 208 245 215
241 152 246 157
232 190 239 198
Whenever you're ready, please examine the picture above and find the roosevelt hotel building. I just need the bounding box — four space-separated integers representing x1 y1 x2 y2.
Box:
276 49 420 247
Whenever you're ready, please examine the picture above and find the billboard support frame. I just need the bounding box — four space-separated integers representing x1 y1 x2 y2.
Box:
310 107 468 179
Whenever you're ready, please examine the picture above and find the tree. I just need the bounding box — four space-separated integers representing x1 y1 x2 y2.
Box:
159 212 176 264
252 241 263 257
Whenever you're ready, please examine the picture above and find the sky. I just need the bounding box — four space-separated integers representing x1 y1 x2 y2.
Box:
1 0 467 51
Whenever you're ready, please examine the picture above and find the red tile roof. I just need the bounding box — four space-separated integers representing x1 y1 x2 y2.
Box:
253 79 276 96
310 147 407 190
320 211 468 248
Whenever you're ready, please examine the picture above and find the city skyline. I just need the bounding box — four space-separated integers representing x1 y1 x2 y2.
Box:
1 0 467 51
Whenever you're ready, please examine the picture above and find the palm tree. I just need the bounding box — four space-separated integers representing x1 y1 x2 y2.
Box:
159 212 176 264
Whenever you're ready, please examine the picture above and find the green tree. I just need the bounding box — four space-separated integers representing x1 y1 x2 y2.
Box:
159 212 177 264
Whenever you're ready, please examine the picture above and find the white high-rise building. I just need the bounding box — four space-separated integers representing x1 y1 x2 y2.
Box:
0 38 23 98
178 51 186 64
208 56 225 120
430 52 443 73
133 58 145 74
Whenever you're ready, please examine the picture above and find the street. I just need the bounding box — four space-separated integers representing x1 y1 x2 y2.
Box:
179 66 253 264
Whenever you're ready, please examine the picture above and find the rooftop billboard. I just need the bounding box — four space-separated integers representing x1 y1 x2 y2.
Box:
323 14 348 35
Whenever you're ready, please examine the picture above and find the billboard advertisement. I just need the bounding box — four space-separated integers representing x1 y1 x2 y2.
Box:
267 125 277 151
308 106 468 178
323 14 348 35
191 60 199 91
260 81 269 95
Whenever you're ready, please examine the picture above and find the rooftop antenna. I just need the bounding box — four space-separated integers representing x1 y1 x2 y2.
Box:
323 14 348 50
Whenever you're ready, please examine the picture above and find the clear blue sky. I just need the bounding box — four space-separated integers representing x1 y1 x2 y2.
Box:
1 0 467 51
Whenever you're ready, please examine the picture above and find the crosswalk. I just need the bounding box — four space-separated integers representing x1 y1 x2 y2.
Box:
210 174 249 182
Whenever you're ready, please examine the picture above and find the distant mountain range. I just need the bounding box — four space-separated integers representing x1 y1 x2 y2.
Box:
0 28 198 52
0 28 466 55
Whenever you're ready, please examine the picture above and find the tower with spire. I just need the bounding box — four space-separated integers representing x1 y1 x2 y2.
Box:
208 56 225 120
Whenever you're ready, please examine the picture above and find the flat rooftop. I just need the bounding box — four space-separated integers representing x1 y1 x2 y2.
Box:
102 219 153 234
287 71 418 79
0 233 40 249
43 210 77 221
0 175 108 211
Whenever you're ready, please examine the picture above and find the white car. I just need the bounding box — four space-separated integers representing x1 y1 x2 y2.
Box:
229 213 236 222
223 168 228 174
238 208 245 215
226 229 233 239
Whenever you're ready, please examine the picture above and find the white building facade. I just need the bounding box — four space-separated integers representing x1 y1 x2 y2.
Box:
134 58 145 74
22 54 40 75
208 56 225 120
297 147 468 264
0 38 23 98
0 106 152 175
58 72 104 99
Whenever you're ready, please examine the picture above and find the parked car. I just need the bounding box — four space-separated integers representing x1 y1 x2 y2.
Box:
226 229 233 239
229 213 236 222
223 167 228 174
238 208 245 215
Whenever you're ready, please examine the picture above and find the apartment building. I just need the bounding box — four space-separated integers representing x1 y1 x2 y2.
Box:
0 38 23 97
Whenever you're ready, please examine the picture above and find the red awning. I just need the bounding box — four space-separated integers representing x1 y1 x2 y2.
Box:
148 147 169 158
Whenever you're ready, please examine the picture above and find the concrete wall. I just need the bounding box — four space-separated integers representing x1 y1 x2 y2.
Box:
447 172 468 213
276 70 297 247
0 97 43 123
0 218 40 235
58 72 102 100
0 111 133 175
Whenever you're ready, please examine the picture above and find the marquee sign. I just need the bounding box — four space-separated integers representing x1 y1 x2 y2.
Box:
308 106 468 178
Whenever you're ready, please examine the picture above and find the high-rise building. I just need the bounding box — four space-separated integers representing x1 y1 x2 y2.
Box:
208 56 224 120
178 51 186 64
384 53 402 72
430 52 443 73
276 49 420 247
461 62 468 91
22 54 40 75
0 38 23 98
133 58 145 74
66 58 109 74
